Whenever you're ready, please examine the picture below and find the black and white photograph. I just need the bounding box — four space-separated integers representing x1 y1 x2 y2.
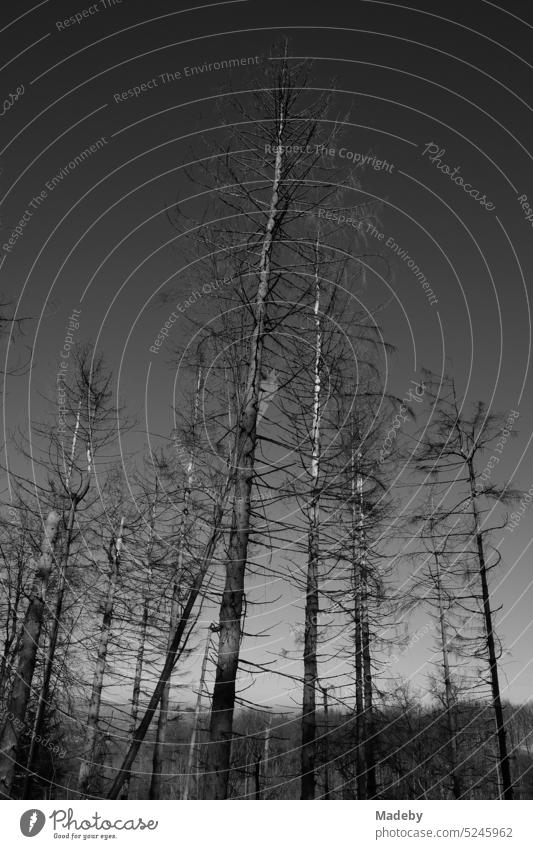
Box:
0 1 532 845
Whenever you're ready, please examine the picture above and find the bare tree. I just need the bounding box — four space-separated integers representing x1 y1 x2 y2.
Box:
0 510 60 796
416 373 518 799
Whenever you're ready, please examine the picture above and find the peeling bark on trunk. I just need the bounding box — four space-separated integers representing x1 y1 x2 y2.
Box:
205 100 286 801
0 510 60 798
301 252 322 801
78 517 124 797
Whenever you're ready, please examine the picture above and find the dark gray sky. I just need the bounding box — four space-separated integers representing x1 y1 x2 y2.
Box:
2 0 533 706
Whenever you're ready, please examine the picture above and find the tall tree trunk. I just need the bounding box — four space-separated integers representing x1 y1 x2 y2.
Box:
322 685 331 799
78 517 124 796
23 500 77 795
24 408 90 793
358 466 377 798
351 440 365 799
205 98 286 801
468 461 513 800
150 366 202 799
183 626 212 800
254 754 262 799
0 510 60 798
433 549 461 798
301 251 322 800
262 717 271 799
0 537 26 696
106 495 227 800
244 751 250 798
120 565 151 800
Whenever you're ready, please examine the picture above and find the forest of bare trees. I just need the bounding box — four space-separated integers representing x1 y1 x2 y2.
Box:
0 52 529 803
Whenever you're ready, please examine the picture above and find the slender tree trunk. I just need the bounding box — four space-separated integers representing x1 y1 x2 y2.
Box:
78 517 124 796
120 569 151 800
0 510 60 798
23 500 77 795
351 441 365 799
433 550 461 798
0 558 24 695
149 579 181 799
25 409 90 793
106 496 226 800
150 366 202 799
262 717 271 799
254 755 262 799
358 467 377 799
301 249 322 800
468 461 513 800
244 752 250 798
205 101 286 801
183 626 212 799
322 685 331 799
0 638 13 695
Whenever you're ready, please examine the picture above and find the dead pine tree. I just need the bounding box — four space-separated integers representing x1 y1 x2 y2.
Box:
416 372 517 800
403 494 471 799
301 236 323 800
183 624 213 800
78 516 125 797
0 510 60 797
119 474 161 800
356 454 378 799
15 347 121 795
203 52 333 799
262 716 272 800
105 470 232 800
430 534 461 799
149 364 203 799
350 433 365 799
22 404 91 795
321 685 331 799
0 503 36 698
